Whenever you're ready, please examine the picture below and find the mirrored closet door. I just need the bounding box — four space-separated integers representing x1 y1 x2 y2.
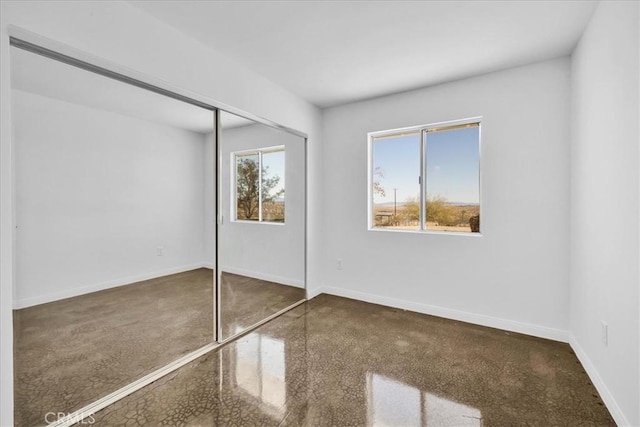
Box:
10 46 216 426
217 111 306 340
10 38 307 427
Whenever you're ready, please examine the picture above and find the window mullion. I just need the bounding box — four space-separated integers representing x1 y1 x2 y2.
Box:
258 151 263 222
420 129 427 231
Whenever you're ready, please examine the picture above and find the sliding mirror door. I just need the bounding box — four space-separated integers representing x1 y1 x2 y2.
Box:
218 111 306 340
10 47 216 426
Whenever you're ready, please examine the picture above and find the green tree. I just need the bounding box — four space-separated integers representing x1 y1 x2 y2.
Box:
236 158 284 220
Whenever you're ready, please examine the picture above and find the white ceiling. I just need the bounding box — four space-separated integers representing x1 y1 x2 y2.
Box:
129 0 597 108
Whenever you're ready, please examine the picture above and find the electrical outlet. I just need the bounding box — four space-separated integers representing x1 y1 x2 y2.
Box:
337 258 343 270
601 321 608 346
157 246 164 256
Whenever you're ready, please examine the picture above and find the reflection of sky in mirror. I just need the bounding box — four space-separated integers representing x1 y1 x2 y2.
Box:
262 150 285 198
367 373 482 426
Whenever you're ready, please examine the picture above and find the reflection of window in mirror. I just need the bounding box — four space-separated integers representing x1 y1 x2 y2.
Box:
233 146 285 223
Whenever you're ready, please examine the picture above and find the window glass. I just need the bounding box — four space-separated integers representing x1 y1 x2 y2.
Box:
371 132 421 231
425 126 480 232
369 121 480 234
235 153 260 221
234 147 285 223
261 150 285 223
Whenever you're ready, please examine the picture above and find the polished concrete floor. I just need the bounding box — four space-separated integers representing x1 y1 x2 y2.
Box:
13 268 304 427
87 294 614 426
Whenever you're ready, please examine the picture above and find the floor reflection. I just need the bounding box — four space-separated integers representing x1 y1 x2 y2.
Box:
220 272 305 339
14 268 213 427
367 373 421 426
367 373 482 426
89 294 616 426
233 329 286 418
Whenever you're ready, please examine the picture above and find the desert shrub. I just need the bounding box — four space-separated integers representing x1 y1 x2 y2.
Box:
426 195 457 226
398 197 420 225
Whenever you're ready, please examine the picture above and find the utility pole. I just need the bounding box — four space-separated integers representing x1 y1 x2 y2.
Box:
394 188 398 216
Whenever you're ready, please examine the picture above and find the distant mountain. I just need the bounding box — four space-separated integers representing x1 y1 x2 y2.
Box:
446 202 480 206
374 201 408 207
374 201 479 207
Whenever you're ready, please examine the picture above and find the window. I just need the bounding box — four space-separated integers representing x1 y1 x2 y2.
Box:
233 146 285 223
369 119 480 233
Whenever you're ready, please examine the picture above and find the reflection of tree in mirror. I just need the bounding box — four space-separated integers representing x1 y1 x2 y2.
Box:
236 157 259 220
236 157 284 220
261 164 285 222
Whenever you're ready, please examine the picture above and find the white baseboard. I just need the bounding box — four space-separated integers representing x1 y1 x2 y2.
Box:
313 286 569 343
311 287 631 424
306 286 325 300
221 265 304 288
13 263 207 309
569 335 631 427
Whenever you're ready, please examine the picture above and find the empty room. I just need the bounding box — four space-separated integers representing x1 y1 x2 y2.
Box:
0 1 638 426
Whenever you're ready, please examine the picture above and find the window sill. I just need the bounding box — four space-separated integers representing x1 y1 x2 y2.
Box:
368 227 483 237
230 220 286 226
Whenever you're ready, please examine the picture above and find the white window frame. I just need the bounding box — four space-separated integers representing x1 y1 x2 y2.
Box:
231 145 286 224
367 117 482 236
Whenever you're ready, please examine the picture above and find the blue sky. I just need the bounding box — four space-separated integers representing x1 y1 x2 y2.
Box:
372 133 421 204
373 127 479 204
262 150 285 197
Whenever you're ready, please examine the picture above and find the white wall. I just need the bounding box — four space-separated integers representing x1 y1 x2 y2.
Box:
569 1 640 425
220 123 305 287
1 2 322 424
320 58 571 341
13 89 209 308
